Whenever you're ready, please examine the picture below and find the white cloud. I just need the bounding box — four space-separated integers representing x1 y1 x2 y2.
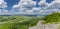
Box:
0 9 9 15
11 0 60 15
0 0 8 15
46 0 60 12
38 0 60 15
38 0 49 9
13 0 51 15
13 0 36 10
12 0 37 15
0 0 7 9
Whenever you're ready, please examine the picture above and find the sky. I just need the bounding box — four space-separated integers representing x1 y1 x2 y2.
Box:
0 0 60 15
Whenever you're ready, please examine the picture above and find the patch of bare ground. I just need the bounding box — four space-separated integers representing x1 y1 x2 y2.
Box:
29 21 59 29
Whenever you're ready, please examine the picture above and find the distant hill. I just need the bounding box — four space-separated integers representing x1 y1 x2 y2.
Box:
0 14 46 17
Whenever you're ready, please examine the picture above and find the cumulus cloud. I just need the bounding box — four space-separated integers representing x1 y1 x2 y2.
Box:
0 0 8 15
12 0 50 15
38 0 60 15
0 0 58 15
46 0 60 12
38 0 48 9
11 0 60 15
0 0 7 9
12 0 37 15
13 0 36 10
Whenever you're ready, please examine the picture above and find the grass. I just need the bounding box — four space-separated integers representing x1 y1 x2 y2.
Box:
42 12 60 29
0 16 42 29
1 12 60 29
42 12 60 24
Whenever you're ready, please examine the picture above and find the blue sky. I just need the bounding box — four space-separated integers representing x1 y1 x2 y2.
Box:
4 0 53 10
0 0 60 15
4 0 20 10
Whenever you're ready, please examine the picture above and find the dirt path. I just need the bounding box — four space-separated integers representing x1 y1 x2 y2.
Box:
29 21 58 29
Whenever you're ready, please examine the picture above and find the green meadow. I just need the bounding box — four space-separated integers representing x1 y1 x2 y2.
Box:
0 15 43 29
0 12 60 29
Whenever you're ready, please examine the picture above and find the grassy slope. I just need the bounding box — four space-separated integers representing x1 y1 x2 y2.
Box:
42 13 60 29
42 13 60 24
0 16 42 29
